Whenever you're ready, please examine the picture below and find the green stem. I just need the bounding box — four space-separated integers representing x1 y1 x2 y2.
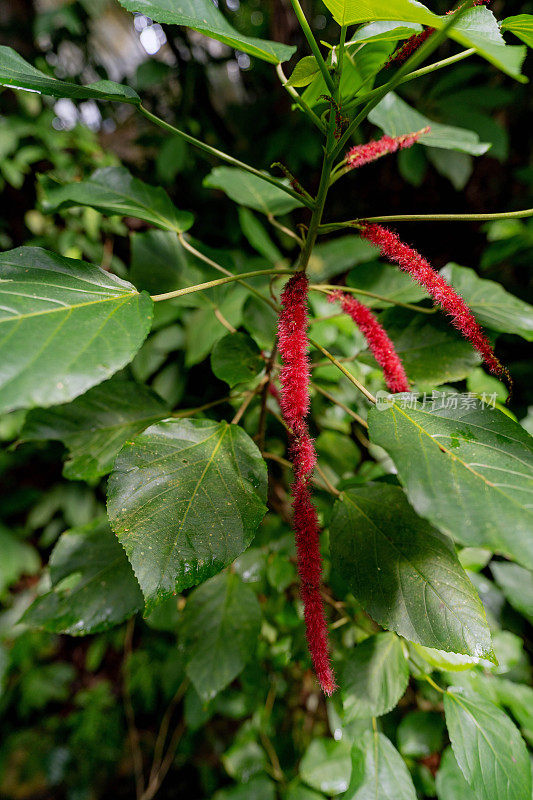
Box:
335 25 347 93
138 104 313 210
319 207 533 232
310 284 435 313
308 337 377 404
289 0 335 95
331 5 472 159
150 269 292 302
425 675 446 694
275 64 327 133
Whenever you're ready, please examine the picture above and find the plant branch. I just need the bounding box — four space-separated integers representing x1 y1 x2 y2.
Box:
150 269 292 302
319 208 533 229
308 337 376 404
289 0 335 94
311 382 368 428
310 284 435 314
138 104 313 210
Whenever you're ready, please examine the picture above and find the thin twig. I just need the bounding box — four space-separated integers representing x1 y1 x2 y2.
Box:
311 382 368 428
148 679 189 787
314 463 341 497
123 618 144 800
308 337 376 404
232 377 268 425
257 342 278 451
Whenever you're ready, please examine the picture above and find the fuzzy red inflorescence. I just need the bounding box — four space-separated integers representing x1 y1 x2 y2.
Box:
277 272 336 696
346 128 430 170
360 223 508 380
329 291 410 393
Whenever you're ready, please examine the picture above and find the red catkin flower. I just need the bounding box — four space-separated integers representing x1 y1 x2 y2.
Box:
345 128 429 170
277 273 336 696
360 223 508 381
329 291 410 393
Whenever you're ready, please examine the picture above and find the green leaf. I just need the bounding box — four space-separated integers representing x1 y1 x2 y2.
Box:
22 377 169 481
0 46 140 102
180 572 261 701
22 519 143 635
42 166 194 234
346 261 428 308
211 333 264 388
237 207 283 264
300 738 352 795
436 747 478 800
213 777 275 800
307 236 378 283
368 397 533 568
0 525 40 595
116 0 295 64
440 263 533 341
490 562 533 623
341 632 409 720
286 56 321 87
444 687 531 800
346 729 417 800
348 21 423 45
361 308 480 386
322 4 527 81
330 485 492 657
107 419 268 613
0 247 152 414
397 711 445 759
204 167 304 216
501 15 533 48
495 678 533 746
368 93 490 156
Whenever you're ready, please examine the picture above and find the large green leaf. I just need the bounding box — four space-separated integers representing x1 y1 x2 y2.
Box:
368 397 533 568
501 15 533 48
341 632 409 720
444 687 531 800
346 730 417 800
441 263 533 341
22 377 169 481
42 166 194 234
368 93 490 156
490 562 533 623
22 519 143 635
116 0 295 64
107 419 268 613
436 747 478 800
322 4 526 80
0 46 140 102
180 572 261 701
204 167 303 216
360 308 480 386
330 485 492 657
0 247 152 414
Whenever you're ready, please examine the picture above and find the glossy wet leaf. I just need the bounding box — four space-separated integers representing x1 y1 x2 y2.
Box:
0 247 152 413
180 572 261 701
444 687 531 800
42 166 194 234
204 167 303 216
330 485 492 657
346 730 417 800
116 0 295 64
107 419 268 613
22 519 143 635
441 263 533 341
0 46 140 102
341 632 409 720
22 377 169 481
368 397 533 568
211 333 264 387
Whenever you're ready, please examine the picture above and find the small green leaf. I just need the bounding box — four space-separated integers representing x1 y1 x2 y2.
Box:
348 21 423 45
341 632 409 720
22 377 169 481
211 333 264 387
204 167 304 216
307 236 378 283
238 207 283 264
368 397 533 568
180 572 261 701
330 485 493 657
107 419 268 613
501 15 533 48
0 247 152 414
300 738 352 795
0 46 140 102
286 56 321 87
369 93 490 156
346 729 417 800
116 0 296 64
436 747 478 800
440 263 533 341
444 687 532 800
22 519 143 635
42 166 194 234
490 562 533 623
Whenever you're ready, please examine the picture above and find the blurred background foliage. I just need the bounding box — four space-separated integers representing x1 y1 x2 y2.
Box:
0 1 532 798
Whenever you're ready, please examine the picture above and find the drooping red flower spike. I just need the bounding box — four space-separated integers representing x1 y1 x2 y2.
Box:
329 291 410 393
277 272 336 696
360 223 509 383
345 128 430 170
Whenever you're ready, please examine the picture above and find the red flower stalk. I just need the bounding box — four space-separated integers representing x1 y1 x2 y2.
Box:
346 128 429 170
360 224 508 381
277 273 336 696
329 291 410 393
